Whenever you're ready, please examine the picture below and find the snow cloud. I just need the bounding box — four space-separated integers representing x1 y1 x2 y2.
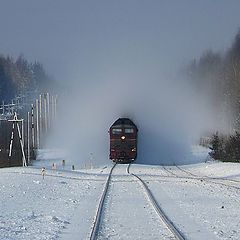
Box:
46 68 215 167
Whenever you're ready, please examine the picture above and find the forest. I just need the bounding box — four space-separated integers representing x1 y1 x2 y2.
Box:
0 54 56 102
185 29 240 162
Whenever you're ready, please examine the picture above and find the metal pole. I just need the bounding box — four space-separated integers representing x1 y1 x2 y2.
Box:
8 122 15 158
8 113 27 167
17 122 27 167
21 119 24 146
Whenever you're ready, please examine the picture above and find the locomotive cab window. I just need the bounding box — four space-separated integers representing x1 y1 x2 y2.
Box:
112 128 122 134
124 128 134 133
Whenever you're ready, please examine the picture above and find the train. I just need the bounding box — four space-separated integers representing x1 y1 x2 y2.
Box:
109 118 138 163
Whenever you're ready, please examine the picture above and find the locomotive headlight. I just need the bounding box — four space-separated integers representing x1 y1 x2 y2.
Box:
121 136 126 140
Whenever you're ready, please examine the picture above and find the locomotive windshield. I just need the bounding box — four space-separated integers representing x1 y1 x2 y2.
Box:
112 128 122 134
124 128 134 133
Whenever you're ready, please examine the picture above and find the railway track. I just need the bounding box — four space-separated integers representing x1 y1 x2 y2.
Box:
89 163 117 240
89 163 186 240
161 165 179 177
175 165 240 183
127 164 186 240
162 165 240 191
176 165 240 190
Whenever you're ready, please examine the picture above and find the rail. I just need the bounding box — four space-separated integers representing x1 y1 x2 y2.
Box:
173 165 240 191
127 164 186 240
89 163 117 240
162 164 240 191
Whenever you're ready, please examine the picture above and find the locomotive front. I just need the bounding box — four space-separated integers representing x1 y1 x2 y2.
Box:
109 118 138 163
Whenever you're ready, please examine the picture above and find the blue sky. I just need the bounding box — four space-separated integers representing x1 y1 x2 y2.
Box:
0 0 240 83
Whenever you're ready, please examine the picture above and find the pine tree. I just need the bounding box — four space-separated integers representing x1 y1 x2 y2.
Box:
209 133 224 160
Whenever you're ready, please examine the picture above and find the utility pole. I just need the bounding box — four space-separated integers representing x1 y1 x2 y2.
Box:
27 112 30 164
47 93 50 128
44 96 47 133
8 112 27 167
11 100 14 115
54 95 57 120
39 94 42 141
51 95 54 123
21 119 24 146
2 101 4 115
36 99 40 149
31 104 35 149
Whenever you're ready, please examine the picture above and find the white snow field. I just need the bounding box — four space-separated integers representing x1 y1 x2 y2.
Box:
0 146 240 240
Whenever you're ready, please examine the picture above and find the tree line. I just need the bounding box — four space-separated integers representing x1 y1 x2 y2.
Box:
208 132 240 163
186 30 240 131
185 29 240 162
0 54 56 102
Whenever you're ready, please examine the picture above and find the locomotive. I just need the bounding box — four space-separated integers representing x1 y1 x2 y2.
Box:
109 118 138 163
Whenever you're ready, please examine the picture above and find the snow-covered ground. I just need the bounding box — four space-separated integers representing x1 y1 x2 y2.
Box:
1 146 240 239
